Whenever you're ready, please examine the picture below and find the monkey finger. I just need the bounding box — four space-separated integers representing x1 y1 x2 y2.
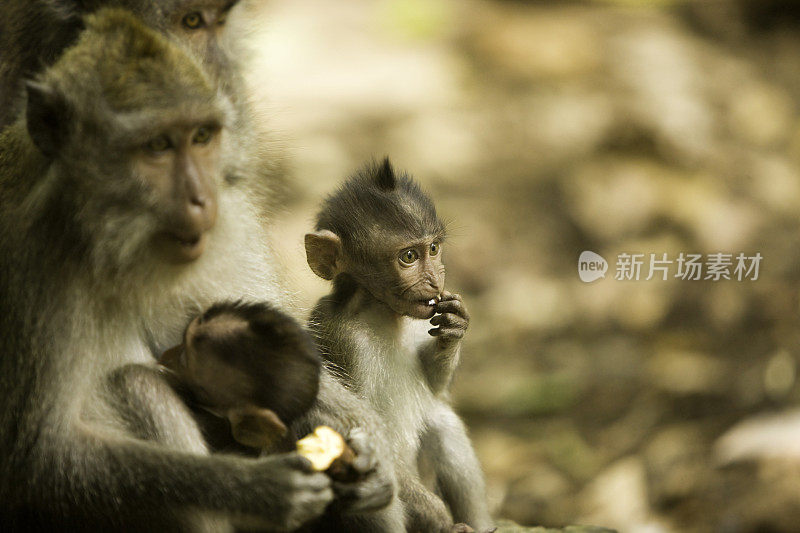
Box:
437 328 465 340
433 313 468 330
350 448 378 475
352 453 377 475
332 475 394 514
428 327 443 336
439 291 463 302
303 472 334 491
346 430 378 474
280 452 317 473
289 486 335 526
435 299 469 320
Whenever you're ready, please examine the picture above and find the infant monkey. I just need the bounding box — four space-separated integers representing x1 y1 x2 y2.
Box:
159 301 322 449
305 158 494 533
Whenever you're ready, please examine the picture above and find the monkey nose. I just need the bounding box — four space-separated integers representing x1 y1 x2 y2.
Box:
190 193 207 207
426 280 441 293
188 193 217 229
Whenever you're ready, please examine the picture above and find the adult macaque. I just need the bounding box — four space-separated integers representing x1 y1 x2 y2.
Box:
305 158 495 533
0 1 402 530
0 10 336 530
0 0 242 128
159 300 322 449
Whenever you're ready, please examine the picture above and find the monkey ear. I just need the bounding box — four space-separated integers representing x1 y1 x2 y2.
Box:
228 406 287 448
25 81 71 159
375 156 396 190
305 230 342 280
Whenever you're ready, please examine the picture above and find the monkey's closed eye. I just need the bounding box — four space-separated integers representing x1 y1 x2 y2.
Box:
192 126 215 145
399 249 419 265
182 12 205 30
145 135 172 153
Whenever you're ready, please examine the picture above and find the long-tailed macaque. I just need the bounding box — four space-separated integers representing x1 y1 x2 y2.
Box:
305 159 495 533
0 10 342 530
0 0 243 129
0 2 405 531
159 304 367 486
159 301 323 450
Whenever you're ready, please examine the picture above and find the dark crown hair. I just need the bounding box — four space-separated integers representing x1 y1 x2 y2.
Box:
195 300 321 425
314 157 445 261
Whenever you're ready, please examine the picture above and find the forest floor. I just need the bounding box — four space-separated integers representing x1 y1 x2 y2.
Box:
240 1 800 531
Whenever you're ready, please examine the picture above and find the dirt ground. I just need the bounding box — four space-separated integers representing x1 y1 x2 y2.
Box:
236 1 800 531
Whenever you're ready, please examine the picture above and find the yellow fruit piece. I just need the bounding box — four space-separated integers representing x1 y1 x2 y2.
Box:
296 426 346 471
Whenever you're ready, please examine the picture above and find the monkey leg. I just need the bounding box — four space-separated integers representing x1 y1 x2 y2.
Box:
398 464 455 533
299 495 405 533
421 402 494 531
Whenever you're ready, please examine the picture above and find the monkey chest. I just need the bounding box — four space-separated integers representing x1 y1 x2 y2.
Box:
355 319 436 456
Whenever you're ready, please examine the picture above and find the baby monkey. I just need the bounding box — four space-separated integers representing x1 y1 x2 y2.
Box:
305 159 494 533
160 301 321 450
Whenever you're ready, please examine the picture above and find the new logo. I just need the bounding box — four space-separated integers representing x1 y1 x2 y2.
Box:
578 251 607 283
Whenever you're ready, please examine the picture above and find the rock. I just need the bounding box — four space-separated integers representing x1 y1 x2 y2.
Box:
645 424 707 503
579 457 665 532
647 350 728 396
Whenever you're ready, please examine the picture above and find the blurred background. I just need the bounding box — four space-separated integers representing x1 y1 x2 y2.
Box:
235 1 800 531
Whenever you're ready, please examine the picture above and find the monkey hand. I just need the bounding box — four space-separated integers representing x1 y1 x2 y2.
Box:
329 427 395 514
247 453 334 531
429 291 470 346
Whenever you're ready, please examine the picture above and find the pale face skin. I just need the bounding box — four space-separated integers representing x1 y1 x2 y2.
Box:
361 237 446 320
135 123 222 264
166 1 240 71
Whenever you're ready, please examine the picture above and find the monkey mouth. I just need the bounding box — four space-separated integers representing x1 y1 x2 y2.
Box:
421 295 440 307
173 233 201 248
157 231 207 263
404 295 440 319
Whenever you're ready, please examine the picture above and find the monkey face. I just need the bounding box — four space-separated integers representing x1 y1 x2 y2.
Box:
25 9 230 272
365 239 446 320
135 123 222 264
163 1 241 81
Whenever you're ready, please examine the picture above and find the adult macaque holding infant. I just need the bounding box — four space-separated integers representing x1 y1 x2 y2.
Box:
0 4 402 532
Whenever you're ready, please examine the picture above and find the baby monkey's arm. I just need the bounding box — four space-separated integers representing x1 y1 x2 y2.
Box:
419 291 470 395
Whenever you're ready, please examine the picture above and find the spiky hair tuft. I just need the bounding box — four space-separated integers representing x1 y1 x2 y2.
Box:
315 158 445 261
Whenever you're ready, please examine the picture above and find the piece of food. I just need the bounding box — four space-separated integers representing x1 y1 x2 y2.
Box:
296 426 347 471
296 426 361 482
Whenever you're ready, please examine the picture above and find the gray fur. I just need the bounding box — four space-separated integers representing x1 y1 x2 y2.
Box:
0 9 397 531
308 163 494 532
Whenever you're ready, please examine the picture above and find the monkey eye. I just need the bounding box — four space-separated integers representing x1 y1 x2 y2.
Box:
192 126 215 145
430 242 441 256
182 12 204 30
399 249 419 265
145 135 172 153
